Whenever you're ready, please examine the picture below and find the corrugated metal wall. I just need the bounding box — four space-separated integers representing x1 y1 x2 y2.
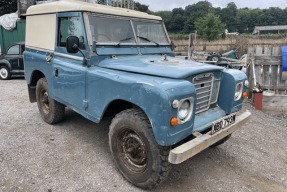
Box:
0 20 26 53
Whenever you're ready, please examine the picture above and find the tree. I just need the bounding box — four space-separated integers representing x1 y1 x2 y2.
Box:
168 8 185 33
184 1 213 18
195 12 226 41
183 1 214 33
134 2 149 13
154 11 172 31
0 0 17 16
169 14 185 32
234 8 263 33
153 0 287 35
220 2 238 32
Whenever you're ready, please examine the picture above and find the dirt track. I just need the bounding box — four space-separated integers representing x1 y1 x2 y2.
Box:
0 79 286 192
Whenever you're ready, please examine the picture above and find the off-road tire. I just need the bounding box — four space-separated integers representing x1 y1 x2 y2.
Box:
109 108 171 190
36 78 65 124
210 134 232 147
0 66 11 80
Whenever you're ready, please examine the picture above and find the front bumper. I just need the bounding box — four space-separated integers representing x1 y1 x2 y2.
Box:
168 111 251 164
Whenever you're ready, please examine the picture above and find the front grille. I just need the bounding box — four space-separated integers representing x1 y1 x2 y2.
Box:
192 73 220 114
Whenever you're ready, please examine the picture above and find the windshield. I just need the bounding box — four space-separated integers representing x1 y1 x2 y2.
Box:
88 15 169 46
133 21 169 45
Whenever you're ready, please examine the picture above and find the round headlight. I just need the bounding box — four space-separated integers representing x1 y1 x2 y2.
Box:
234 83 243 101
244 80 249 87
178 100 190 120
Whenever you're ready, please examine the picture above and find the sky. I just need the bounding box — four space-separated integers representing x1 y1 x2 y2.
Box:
137 0 287 11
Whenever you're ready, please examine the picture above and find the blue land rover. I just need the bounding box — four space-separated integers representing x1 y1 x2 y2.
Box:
24 0 251 189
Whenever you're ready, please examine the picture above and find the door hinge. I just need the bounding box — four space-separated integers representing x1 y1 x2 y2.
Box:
83 100 88 109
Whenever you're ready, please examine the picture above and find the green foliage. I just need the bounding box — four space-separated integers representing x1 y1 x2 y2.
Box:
220 2 237 32
154 11 172 31
134 2 150 13
0 0 17 16
183 1 213 33
195 12 226 41
169 8 185 32
184 1 213 18
152 0 287 35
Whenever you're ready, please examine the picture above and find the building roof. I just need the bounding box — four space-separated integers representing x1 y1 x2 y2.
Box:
253 25 287 34
26 0 161 20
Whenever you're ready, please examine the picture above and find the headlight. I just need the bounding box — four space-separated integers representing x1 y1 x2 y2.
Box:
244 80 249 87
177 98 194 124
178 100 190 120
234 82 243 101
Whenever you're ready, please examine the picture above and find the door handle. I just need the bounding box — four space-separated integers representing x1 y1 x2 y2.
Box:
46 54 53 64
54 68 58 77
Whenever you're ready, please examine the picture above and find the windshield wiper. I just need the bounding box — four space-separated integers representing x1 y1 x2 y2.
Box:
115 36 135 47
137 36 159 46
115 35 159 47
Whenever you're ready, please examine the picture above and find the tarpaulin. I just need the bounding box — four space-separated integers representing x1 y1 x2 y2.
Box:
0 12 18 31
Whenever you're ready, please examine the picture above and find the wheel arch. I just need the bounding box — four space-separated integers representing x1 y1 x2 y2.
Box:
102 99 134 118
102 99 153 124
101 98 166 145
0 60 12 70
27 70 45 103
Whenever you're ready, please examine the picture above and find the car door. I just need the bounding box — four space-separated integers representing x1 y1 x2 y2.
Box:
51 13 88 111
6 44 21 71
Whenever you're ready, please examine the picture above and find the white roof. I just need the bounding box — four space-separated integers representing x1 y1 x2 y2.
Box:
26 0 162 20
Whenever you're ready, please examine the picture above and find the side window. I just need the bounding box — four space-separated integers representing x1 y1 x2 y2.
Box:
57 17 85 49
7 45 20 55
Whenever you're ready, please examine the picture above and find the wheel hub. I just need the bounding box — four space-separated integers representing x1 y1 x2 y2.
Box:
41 91 50 113
0 68 8 78
119 130 147 173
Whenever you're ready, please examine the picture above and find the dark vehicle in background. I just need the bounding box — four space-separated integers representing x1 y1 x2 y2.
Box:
0 42 25 80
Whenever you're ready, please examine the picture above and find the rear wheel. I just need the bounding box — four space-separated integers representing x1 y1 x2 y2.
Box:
0 66 11 80
109 108 171 190
36 78 65 124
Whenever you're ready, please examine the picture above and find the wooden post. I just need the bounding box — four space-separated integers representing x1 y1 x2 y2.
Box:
247 47 255 97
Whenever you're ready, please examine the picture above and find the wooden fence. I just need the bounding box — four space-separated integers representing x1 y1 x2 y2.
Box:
172 35 287 58
247 46 287 116
248 46 287 94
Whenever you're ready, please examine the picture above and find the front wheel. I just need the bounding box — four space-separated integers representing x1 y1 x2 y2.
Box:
36 78 65 124
109 108 171 190
0 66 11 80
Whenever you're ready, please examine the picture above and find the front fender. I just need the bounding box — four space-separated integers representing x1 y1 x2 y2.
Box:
218 69 248 114
86 68 195 146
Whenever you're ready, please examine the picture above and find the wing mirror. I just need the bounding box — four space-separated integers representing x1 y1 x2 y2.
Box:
66 36 88 66
66 36 80 53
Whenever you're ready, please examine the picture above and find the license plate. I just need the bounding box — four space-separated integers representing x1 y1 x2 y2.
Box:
211 114 236 135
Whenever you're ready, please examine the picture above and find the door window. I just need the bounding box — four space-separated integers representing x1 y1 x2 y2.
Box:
7 45 20 55
57 17 86 49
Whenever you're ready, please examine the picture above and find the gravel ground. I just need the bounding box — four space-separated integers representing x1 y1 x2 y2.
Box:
0 79 287 192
